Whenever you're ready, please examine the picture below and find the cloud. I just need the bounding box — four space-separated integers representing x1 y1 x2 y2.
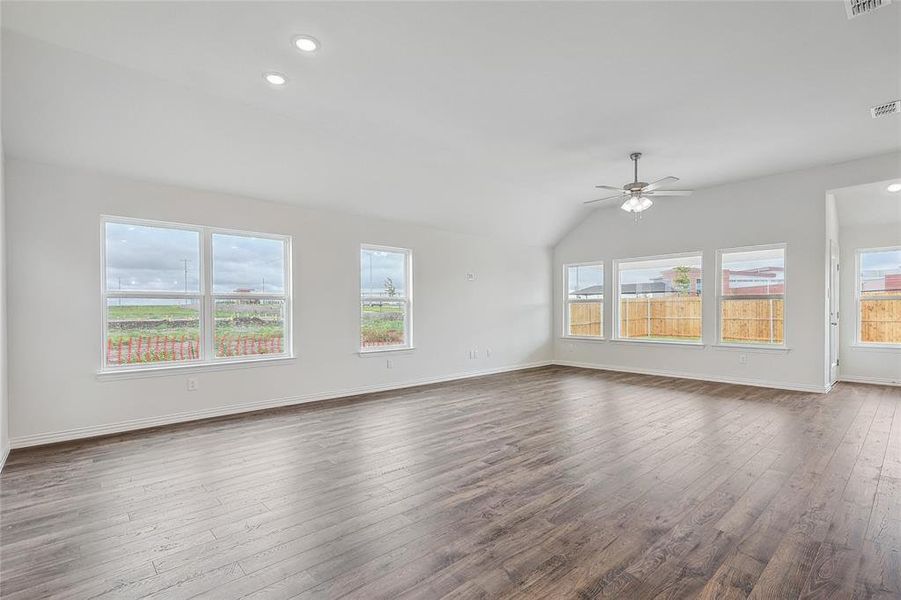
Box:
212 234 284 293
106 223 286 295
361 249 406 296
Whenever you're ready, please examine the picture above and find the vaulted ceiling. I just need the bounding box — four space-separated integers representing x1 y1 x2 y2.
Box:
2 1 899 245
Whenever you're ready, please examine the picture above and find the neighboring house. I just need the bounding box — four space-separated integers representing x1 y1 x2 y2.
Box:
573 281 689 298
570 284 604 298
722 266 785 296
233 288 261 304
573 265 787 298
861 272 901 294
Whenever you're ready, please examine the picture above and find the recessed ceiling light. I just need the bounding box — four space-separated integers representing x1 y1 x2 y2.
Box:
887 183 901 193
263 72 287 86
292 35 319 53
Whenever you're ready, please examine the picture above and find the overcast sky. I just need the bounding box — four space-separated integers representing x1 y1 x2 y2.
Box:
861 248 901 274
860 249 901 292
361 248 406 297
105 223 284 297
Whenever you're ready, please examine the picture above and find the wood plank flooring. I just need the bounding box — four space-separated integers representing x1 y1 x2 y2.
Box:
2 366 900 599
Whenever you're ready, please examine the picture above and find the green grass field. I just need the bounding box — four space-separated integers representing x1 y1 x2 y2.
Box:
107 304 283 342
107 304 402 346
360 302 404 345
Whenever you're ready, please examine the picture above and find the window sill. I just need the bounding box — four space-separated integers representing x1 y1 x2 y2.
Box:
712 343 791 353
358 346 416 356
561 336 606 342
96 355 296 380
849 343 901 352
610 338 704 348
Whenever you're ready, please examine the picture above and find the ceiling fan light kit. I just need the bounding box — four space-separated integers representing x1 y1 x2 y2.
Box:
585 152 693 219
621 195 653 214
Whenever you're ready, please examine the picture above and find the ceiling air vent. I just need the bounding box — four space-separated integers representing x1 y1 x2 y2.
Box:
871 100 901 118
846 0 891 18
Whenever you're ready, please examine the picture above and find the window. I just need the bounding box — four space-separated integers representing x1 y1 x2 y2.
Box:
616 252 703 343
102 217 291 370
857 247 901 346
360 245 412 350
564 263 604 338
718 245 785 346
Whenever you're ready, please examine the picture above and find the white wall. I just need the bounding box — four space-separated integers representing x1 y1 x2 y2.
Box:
839 223 901 385
5 159 553 446
553 152 901 392
0 134 8 468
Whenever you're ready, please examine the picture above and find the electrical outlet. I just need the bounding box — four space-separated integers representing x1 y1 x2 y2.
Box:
738 353 748 365
186 377 198 391
386 359 393 369
466 272 476 281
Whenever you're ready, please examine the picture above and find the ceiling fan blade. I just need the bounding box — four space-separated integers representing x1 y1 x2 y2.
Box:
584 193 626 205
642 176 679 193
594 185 625 192
644 190 693 197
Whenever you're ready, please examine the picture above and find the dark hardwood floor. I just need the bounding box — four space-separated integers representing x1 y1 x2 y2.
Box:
1 366 900 599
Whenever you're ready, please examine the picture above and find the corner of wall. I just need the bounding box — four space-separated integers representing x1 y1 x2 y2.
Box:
0 132 8 472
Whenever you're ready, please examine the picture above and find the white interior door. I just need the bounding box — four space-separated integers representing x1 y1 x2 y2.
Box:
829 241 840 384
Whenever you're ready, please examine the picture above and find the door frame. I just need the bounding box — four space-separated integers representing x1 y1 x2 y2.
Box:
829 240 840 385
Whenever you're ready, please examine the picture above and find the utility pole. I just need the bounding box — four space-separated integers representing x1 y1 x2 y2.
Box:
181 259 190 305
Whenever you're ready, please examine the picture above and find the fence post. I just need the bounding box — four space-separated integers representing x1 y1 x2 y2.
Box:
769 298 775 343
646 297 651 338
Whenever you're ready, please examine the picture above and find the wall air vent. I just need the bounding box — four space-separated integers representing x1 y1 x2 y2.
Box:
846 0 891 18
870 100 901 118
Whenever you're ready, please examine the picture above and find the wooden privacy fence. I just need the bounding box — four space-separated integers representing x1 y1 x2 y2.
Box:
107 334 283 365
620 297 702 339
569 297 785 342
860 299 901 344
568 302 602 336
721 297 783 343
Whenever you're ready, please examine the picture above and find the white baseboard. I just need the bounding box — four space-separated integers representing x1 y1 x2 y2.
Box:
552 360 830 394
0 442 9 473
838 375 901 387
9 361 553 449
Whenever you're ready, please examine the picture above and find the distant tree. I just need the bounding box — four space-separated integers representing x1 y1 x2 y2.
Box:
384 277 397 298
673 266 692 295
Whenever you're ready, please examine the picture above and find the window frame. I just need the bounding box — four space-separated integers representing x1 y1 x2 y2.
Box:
613 250 704 346
716 243 787 349
99 215 293 373
855 245 901 349
562 261 605 340
359 243 413 353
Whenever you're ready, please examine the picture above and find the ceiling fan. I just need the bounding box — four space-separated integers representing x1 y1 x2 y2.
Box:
585 152 693 215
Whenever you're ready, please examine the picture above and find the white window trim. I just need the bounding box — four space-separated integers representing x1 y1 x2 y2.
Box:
716 242 787 349
562 261 605 340
854 245 901 349
98 215 293 374
613 250 704 345
359 243 413 353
